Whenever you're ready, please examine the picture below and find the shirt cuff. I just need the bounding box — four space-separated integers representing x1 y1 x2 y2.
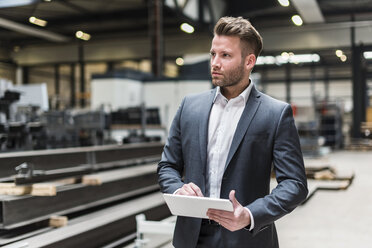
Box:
244 207 255 231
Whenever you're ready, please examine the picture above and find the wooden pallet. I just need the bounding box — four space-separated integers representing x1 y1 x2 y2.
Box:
0 177 78 196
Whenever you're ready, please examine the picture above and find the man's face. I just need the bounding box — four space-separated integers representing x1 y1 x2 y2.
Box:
210 35 247 88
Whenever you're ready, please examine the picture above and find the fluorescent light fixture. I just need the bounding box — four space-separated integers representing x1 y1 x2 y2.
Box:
180 23 194 34
281 52 289 59
29 16 47 27
0 17 69 42
0 0 37 8
363 51 372 59
176 57 184 66
291 0 325 23
75 31 91 41
340 55 347 62
256 56 276 65
278 0 290 7
335 49 343 57
292 15 303 26
256 53 320 65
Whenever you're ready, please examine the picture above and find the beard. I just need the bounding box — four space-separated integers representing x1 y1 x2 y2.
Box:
211 61 245 88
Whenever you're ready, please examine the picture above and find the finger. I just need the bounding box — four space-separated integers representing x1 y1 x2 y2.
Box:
209 213 231 224
207 209 232 217
189 182 204 197
208 214 235 231
229 190 240 209
183 184 197 196
207 210 234 223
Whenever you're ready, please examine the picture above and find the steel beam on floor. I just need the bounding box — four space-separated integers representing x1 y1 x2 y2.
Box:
0 164 159 229
2 193 170 248
0 142 163 178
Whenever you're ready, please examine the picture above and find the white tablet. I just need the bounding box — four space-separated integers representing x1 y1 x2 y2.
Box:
163 193 233 219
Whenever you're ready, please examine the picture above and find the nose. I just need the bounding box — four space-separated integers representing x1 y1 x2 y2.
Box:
211 55 221 70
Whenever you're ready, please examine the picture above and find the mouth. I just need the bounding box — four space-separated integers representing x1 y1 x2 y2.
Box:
211 71 222 77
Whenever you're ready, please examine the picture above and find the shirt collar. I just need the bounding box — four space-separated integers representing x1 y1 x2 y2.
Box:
213 80 254 104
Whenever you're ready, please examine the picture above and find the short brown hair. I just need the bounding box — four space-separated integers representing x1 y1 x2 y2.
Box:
214 16 263 58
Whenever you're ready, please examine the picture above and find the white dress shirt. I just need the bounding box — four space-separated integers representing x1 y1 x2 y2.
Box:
206 82 255 230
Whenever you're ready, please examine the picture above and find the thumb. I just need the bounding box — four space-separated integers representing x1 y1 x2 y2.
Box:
229 190 240 209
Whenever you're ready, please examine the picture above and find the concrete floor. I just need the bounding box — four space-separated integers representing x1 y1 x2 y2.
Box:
130 150 372 248
277 150 372 248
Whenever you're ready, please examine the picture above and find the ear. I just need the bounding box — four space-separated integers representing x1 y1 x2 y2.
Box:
245 54 256 71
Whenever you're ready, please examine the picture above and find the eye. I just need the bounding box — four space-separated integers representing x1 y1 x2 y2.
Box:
223 53 230 57
210 52 216 57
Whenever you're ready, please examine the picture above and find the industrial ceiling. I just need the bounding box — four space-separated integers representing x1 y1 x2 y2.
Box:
1 0 372 66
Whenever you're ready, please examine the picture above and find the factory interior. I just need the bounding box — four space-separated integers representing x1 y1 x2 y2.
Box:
0 0 371 247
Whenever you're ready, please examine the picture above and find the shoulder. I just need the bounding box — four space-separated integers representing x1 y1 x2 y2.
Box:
253 88 292 119
255 88 288 108
184 88 215 101
181 88 216 107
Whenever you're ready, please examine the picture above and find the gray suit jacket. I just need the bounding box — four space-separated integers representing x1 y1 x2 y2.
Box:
158 85 308 248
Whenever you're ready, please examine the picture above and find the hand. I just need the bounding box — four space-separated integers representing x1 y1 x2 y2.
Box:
175 182 204 197
207 190 251 232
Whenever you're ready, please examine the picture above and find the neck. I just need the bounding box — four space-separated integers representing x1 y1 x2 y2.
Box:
221 80 250 100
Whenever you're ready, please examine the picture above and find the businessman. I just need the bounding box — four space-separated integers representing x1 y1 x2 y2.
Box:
158 16 308 248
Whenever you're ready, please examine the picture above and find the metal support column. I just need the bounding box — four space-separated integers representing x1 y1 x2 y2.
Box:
324 66 329 102
285 63 291 103
310 62 316 106
22 66 29 85
198 0 204 23
351 29 367 138
70 63 76 108
54 64 60 110
148 0 163 77
260 66 267 93
78 43 86 107
107 61 114 73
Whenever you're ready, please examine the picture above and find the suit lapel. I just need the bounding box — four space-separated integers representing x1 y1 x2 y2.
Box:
199 89 216 169
224 86 261 170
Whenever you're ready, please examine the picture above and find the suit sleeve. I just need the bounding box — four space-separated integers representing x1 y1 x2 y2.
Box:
157 98 186 194
247 104 308 235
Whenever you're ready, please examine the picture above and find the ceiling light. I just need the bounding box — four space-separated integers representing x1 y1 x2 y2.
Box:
363 51 372 59
256 53 320 65
256 56 276 65
281 52 289 59
180 23 194 34
335 50 343 57
13 46 20 52
340 55 347 62
75 31 91 41
176 57 184 66
291 15 303 26
311 54 320 61
29 16 47 27
0 17 68 42
278 0 290 7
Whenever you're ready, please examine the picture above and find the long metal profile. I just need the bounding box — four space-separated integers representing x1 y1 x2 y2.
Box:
0 164 159 229
14 155 160 185
0 142 163 178
3 193 171 248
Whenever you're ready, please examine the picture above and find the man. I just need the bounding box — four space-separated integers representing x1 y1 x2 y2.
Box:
158 16 308 248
